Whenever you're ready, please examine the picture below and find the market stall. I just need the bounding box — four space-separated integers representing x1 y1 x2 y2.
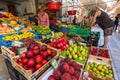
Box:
0 0 120 80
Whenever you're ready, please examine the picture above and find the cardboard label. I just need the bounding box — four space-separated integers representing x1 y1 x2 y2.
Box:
50 58 58 69
18 47 27 55
12 41 23 47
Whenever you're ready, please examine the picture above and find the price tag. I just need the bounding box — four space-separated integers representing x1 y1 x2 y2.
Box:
69 39 74 45
51 31 54 36
18 47 27 55
11 41 23 47
42 35 46 39
50 58 58 69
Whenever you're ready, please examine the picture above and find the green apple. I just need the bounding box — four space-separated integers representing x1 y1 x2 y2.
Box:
93 67 97 72
73 54 78 59
68 55 72 59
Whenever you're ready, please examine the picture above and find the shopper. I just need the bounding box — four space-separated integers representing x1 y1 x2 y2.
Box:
38 4 49 27
114 15 119 32
90 8 114 48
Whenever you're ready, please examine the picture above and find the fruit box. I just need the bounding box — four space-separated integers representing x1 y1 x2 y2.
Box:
38 58 83 80
60 44 89 68
85 55 117 80
11 46 60 80
90 46 110 59
1 46 16 61
35 40 61 52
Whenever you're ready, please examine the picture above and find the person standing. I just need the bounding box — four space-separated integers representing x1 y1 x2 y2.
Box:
90 8 114 48
114 15 119 31
38 4 49 27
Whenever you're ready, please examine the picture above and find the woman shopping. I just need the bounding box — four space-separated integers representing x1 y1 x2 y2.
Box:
90 8 115 48
38 4 49 27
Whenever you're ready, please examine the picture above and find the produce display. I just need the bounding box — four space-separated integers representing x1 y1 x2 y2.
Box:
15 38 57 73
32 26 51 35
91 47 110 58
3 32 35 41
48 58 82 80
53 32 64 39
61 44 88 64
48 37 69 51
0 12 117 80
58 23 73 28
86 62 113 79
0 23 15 34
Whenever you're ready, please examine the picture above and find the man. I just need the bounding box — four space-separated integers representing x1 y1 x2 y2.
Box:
90 8 114 48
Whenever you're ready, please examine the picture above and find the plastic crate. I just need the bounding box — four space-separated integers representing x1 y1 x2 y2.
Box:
77 29 91 37
59 27 69 32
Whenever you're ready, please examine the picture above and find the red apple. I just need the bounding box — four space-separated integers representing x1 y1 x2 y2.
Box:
23 65 28 70
22 58 28 65
33 45 39 50
28 67 35 73
51 52 56 57
47 49 52 55
42 51 48 59
27 59 35 67
35 63 42 70
52 38 57 43
26 50 34 58
42 60 47 65
17 58 22 63
41 45 47 51
35 55 42 63
33 49 40 55
18 62 23 67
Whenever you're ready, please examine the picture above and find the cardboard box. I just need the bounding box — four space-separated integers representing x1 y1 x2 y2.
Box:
85 55 117 80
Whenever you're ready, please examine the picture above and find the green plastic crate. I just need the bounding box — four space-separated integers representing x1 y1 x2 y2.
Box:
77 29 91 37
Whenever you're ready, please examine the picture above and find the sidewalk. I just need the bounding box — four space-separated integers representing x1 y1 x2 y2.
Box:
108 32 120 80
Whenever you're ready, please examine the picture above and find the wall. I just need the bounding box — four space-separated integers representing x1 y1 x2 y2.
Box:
0 1 8 11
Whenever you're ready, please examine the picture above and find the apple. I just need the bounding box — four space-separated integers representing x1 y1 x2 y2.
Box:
28 67 35 73
27 59 35 67
18 62 23 67
42 51 48 59
22 58 28 65
51 52 56 57
47 56 52 61
33 49 40 55
20 52 26 58
23 65 28 70
35 63 42 70
35 55 42 63
52 38 57 43
42 60 47 65
41 45 47 51
17 58 22 63
47 49 52 55
33 45 40 50
26 50 34 58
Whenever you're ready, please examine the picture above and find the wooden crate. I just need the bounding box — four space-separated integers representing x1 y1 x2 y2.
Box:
11 45 60 80
85 55 117 80
90 46 110 59
1 46 15 61
38 58 83 80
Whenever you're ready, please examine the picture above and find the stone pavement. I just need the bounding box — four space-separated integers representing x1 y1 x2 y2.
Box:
108 32 120 80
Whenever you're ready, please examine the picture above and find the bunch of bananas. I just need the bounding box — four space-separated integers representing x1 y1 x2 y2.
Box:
3 32 35 41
